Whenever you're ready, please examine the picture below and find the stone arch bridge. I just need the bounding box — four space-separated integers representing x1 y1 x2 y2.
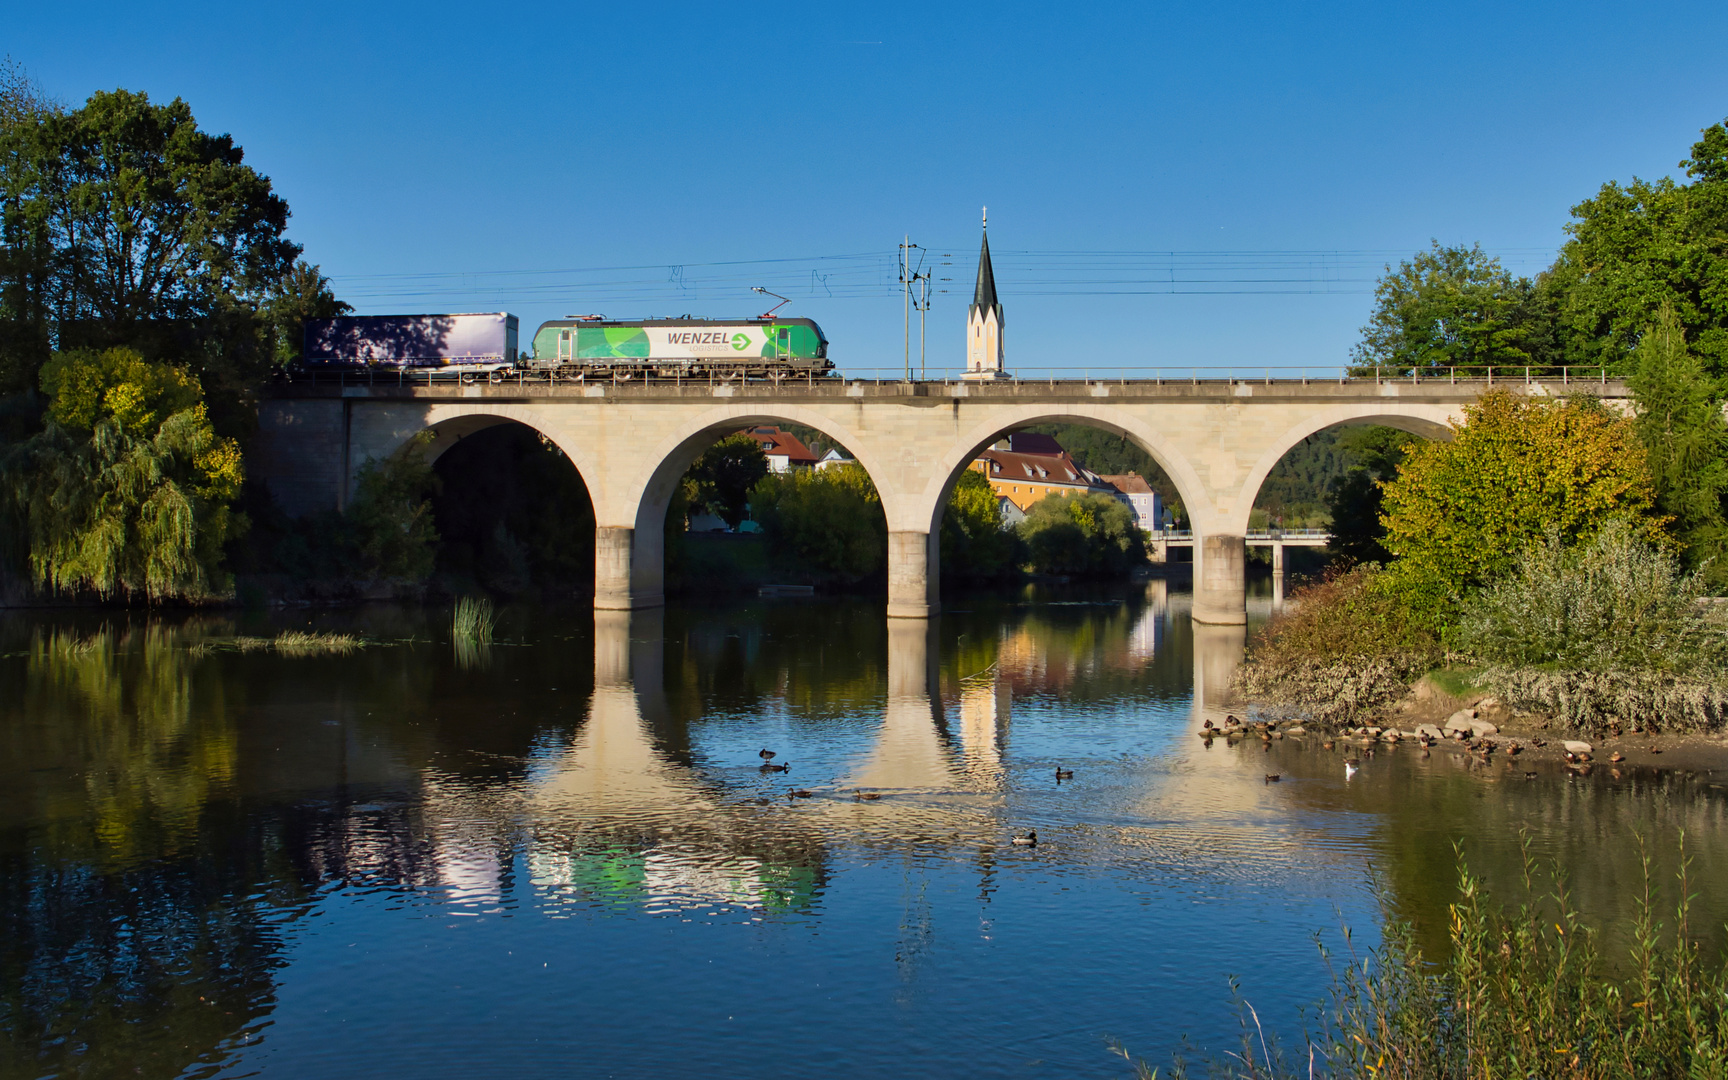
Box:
254 375 1628 624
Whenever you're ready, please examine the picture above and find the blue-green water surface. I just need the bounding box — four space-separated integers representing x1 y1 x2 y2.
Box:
3 583 1725 1078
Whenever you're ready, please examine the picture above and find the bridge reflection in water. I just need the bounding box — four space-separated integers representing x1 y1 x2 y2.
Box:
509 585 1254 917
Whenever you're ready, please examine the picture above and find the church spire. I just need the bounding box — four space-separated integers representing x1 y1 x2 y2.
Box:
972 208 999 311
963 207 1007 380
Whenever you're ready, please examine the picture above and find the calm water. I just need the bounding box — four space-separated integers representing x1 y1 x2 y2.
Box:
4 583 1728 1079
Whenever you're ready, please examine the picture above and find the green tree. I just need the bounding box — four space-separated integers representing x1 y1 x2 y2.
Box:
2 348 244 600
1351 241 1555 373
749 464 886 577
1016 491 1146 577
0 58 60 390
1549 117 1728 375
687 433 769 529
264 260 350 368
0 86 300 397
345 433 439 583
1378 390 1661 626
941 467 1017 580
1325 426 1418 566
1628 306 1728 587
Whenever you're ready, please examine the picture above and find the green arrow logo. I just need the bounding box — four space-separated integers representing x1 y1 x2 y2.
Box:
732 333 749 351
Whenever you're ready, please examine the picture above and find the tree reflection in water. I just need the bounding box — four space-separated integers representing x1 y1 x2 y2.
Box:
8 586 1727 1076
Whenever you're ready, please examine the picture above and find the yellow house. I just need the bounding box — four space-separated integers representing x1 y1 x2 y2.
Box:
969 433 1117 511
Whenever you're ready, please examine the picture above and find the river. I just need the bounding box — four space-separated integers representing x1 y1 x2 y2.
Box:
4 583 1726 1078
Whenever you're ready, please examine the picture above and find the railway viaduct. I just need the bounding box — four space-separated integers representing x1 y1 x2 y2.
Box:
252 374 1630 625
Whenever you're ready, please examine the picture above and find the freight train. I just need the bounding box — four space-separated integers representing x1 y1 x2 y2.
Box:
301 312 832 381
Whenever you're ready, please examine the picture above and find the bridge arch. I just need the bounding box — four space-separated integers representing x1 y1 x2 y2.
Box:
349 401 604 508
1226 403 1458 536
914 404 1210 537
600 403 896 611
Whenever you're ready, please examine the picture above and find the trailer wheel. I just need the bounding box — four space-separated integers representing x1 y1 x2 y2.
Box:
460 372 476 385
488 369 504 384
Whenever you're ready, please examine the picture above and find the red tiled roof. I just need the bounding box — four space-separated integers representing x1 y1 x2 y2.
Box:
1100 473 1153 495
975 447 1103 488
740 426 818 465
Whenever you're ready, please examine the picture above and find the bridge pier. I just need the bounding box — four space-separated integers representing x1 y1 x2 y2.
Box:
1192 534 1247 625
595 526 666 611
887 530 939 619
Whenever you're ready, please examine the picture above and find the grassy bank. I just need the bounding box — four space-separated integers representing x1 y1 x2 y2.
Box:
1125 845 1728 1079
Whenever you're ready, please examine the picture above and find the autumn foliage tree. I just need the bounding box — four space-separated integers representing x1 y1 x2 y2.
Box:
1378 390 1661 624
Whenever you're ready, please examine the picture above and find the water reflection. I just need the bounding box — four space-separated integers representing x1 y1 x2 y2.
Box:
5 589 1726 1078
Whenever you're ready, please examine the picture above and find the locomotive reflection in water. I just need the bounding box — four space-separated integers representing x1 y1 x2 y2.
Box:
298 310 832 383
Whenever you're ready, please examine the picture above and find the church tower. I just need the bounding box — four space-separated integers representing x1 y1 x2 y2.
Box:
964 209 1007 380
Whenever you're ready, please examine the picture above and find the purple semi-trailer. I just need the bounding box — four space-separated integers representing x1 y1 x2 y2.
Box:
302 313 518 381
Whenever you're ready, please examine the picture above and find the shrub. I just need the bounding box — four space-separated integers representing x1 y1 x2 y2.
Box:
687 433 768 530
1459 518 1726 675
748 465 886 577
344 433 440 583
1016 491 1146 576
1235 566 1440 727
1475 666 1728 736
941 468 1019 580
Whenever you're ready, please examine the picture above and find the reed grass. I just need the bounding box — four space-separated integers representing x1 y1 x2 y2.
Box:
188 630 362 657
451 596 495 644
1124 839 1728 1079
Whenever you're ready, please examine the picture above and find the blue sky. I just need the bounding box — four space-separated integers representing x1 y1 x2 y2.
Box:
15 1 1728 376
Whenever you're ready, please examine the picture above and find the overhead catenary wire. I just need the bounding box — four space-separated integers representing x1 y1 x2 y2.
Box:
326 246 1561 308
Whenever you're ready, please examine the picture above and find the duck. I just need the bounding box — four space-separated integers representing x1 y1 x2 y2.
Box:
1011 830 1038 846
759 748 777 761
761 762 789 773
1610 751 1625 763
855 790 882 801
1202 719 1214 730
1055 767 1074 781
1525 771 1539 780
1264 774 1281 783
787 789 813 799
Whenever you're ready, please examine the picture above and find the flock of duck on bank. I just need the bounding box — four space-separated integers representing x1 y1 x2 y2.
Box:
1199 706 1681 783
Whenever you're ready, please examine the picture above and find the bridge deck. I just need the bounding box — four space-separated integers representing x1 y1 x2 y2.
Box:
270 372 1627 404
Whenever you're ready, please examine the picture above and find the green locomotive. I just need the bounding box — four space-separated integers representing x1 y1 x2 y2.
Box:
528 316 831 379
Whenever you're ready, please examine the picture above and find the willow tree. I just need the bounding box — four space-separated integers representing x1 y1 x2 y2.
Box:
3 347 243 601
